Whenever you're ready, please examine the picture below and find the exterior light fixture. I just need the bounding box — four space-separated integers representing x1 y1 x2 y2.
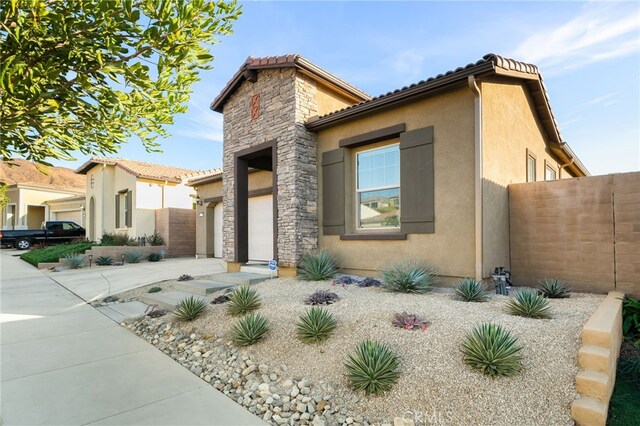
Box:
121 253 125 265
88 254 93 267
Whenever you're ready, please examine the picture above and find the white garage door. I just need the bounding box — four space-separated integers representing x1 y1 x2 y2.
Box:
54 210 82 226
249 195 273 261
213 203 223 258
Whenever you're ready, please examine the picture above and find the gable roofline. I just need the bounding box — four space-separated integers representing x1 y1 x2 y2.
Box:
75 157 209 183
305 53 588 177
6 182 85 195
210 54 371 113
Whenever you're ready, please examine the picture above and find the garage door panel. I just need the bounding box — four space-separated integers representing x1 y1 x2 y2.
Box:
53 210 82 226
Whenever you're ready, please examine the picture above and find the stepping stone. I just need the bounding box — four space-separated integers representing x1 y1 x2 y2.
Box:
211 272 271 286
140 291 207 312
174 280 236 296
97 301 151 324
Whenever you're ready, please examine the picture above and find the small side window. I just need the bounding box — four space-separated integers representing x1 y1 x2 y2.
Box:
527 153 536 182
545 165 556 181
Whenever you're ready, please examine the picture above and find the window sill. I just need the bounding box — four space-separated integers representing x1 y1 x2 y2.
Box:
340 233 407 241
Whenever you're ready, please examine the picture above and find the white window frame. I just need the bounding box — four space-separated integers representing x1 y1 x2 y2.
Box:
355 143 401 230
527 154 536 182
545 165 556 181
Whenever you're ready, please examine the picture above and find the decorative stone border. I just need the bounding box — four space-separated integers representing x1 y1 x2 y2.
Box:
571 291 624 426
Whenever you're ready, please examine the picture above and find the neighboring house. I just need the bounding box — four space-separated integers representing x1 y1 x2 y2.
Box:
195 53 589 280
0 159 86 230
75 157 206 242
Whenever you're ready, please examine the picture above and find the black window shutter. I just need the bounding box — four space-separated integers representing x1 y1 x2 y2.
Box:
125 190 132 227
400 126 434 233
321 148 345 235
115 195 120 228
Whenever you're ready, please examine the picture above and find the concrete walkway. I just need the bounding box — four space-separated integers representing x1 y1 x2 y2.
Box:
0 251 263 425
44 255 226 301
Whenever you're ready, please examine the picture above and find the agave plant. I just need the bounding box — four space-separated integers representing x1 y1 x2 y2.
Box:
231 313 269 346
538 279 571 299
455 278 489 302
461 322 523 378
124 251 144 263
391 312 429 331
297 307 337 343
304 290 340 306
345 340 400 394
227 286 261 316
507 289 552 319
382 259 437 293
95 256 113 266
174 296 208 321
64 253 85 269
298 251 338 281
147 253 163 262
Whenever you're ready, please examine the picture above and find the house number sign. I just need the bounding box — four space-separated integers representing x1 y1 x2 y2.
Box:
250 94 260 120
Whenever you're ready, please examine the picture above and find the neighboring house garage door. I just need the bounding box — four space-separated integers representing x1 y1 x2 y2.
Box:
213 195 274 261
54 210 82 225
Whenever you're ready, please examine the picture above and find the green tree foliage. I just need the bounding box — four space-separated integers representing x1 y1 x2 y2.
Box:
0 182 7 208
1 0 241 164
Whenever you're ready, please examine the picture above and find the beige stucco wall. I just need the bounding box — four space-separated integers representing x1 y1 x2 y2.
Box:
1 187 83 230
193 171 273 258
481 78 574 276
315 81 358 116
316 87 477 278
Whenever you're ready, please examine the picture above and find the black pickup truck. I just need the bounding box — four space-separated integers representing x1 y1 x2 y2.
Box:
0 221 86 250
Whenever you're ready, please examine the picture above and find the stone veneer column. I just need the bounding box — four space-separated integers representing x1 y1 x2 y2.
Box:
221 69 320 267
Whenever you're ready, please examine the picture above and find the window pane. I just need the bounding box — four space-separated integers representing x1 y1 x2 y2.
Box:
359 188 400 228
545 166 556 181
357 145 399 190
527 156 536 182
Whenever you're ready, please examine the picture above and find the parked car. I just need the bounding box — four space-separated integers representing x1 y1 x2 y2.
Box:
0 221 86 250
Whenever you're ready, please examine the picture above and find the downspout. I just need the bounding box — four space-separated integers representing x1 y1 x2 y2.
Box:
558 152 574 179
468 76 483 281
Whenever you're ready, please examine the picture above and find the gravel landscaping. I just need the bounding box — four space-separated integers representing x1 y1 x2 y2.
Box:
124 277 603 425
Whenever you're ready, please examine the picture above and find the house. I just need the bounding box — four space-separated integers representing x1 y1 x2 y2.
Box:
75 157 207 247
194 53 589 280
0 159 86 229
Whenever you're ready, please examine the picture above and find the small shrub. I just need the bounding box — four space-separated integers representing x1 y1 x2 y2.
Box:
227 286 261 316
538 278 571 299
305 290 339 306
20 242 94 266
231 313 269 346
297 307 337 343
382 259 437 293
211 294 230 304
103 295 118 303
147 253 162 262
100 232 138 246
392 311 429 331
507 289 552 319
64 253 85 269
298 251 338 281
622 297 640 346
174 296 208 321
124 251 144 263
358 277 382 288
619 356 640 385
461 322 523 378
178 274 193 281
455 278 489 302
148 287 162 293
95 256 114 266
345 340 400 394
147 230 165 246
333 276 357 286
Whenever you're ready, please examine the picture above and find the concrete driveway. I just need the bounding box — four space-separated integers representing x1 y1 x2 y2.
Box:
0 251 262 425
45 256 226 301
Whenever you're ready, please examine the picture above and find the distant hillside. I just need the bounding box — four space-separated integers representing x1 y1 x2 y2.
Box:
0 159 85 192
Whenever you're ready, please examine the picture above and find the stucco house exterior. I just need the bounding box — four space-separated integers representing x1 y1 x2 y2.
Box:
1 159 86 229
196 53 589 280
75 157 206 243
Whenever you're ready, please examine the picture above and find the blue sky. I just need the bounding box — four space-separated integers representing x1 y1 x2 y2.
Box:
52 1 640 176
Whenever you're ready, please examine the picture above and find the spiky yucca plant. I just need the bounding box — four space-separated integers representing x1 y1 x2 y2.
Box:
345 340 400 394
123 251 144 263
382 259 436 293
297 307 337 343
227 286 261 316
507 289 552 319
455 278 489 302
95 256 113 266
298 251 339 281
538 279 571 299
461 322 523 378
231 313 269 346
174 296 207 321
64 253 85 269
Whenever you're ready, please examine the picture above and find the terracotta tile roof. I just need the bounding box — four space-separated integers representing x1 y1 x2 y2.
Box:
210 54 371 113
186 168 224 186
0 159 85 193
75 157 212 183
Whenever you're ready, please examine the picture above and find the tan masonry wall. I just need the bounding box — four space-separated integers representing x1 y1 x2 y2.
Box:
155 208 196 257
509 172 640 295
571 291 624 426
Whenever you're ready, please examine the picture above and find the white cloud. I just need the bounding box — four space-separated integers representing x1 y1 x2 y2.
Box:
584 92 618 105
511 2 640 74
